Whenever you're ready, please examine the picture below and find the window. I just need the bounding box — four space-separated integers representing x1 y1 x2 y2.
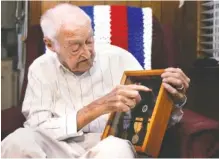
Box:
198 0 219 61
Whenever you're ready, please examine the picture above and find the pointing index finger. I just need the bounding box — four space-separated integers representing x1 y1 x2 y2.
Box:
126 84 152 92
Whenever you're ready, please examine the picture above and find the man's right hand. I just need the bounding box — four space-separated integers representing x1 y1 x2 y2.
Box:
92 84 151 114
77 84 151 130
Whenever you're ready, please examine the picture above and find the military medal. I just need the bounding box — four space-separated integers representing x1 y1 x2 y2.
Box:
122 112 131 139
132 134 139 144
132 117 143 145
142 104 148 113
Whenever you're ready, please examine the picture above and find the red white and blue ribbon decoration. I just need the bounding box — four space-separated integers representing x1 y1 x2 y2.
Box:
81 6 152 70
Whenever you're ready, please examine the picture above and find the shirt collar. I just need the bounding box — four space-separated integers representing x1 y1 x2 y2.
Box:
45 47 66 71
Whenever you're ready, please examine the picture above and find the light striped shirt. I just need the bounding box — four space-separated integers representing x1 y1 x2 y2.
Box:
22 44 183 141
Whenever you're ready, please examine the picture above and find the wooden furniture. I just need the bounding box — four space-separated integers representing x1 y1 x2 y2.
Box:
102 69 173 157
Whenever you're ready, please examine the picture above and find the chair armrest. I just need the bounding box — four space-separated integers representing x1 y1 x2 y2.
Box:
159 109 219 158
180 109 219 135
1 106 25 140
178 109 219 158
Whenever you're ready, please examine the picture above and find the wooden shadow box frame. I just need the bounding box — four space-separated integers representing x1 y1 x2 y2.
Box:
101 69 174 157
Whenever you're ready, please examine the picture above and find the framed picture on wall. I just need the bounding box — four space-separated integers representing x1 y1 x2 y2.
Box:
101 69 174 157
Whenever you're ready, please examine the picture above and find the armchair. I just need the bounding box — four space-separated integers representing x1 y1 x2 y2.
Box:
1 5 219 158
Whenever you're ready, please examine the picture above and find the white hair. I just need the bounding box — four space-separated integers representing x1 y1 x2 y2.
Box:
40 3 91 42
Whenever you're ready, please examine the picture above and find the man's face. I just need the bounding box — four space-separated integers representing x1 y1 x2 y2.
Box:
55 21 95 73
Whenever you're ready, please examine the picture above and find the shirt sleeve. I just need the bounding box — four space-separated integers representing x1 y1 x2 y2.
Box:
168 95 187 127
168 108 184 127
22 66 83 141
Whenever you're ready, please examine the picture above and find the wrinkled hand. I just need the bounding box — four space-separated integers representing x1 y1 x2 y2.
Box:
161 67 190 102
94 84 151 113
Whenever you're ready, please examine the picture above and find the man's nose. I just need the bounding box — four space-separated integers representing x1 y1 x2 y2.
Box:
81 45 91 59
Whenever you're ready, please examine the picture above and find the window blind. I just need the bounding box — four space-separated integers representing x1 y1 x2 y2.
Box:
199 0 219 61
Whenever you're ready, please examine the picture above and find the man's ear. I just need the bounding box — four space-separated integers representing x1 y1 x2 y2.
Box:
43 37 56 52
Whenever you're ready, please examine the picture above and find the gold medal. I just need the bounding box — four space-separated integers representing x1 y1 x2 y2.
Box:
132 117 143 145
132 134 139 144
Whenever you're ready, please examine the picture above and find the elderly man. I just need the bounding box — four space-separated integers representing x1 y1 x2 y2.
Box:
1 3 190 158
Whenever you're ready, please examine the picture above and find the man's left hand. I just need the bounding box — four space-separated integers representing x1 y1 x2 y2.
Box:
161 67 190 103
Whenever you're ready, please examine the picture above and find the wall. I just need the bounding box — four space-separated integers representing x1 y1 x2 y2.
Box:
1 1 19 109
1 1 17 59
